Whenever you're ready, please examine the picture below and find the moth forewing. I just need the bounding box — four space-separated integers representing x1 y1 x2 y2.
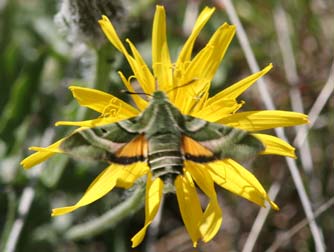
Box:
60 132 112 161
60 121 140 162
184 117 264 161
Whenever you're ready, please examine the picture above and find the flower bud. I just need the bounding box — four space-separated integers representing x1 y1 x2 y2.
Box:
55 0 128 46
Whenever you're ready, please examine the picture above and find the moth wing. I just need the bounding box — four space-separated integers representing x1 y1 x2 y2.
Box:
112 134 147 164
60 117 145 164
184 115 264 162
182 135 216 162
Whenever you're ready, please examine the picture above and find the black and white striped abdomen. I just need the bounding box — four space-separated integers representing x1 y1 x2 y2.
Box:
148 133 184 180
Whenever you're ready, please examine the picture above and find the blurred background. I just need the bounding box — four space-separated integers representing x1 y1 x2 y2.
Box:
0 0 333 251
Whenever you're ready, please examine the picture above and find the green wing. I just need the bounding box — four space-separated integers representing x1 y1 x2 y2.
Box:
183 116 264 162
60 118 147 164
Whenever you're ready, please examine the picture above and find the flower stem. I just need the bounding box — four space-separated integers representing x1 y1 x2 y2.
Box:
81 43 113 119
94 43 113 91
65 184 146 240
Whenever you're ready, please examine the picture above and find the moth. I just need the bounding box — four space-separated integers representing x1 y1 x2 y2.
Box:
61 91 264 184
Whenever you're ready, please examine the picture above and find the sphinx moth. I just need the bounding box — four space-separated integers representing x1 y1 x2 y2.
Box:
61 91 264 183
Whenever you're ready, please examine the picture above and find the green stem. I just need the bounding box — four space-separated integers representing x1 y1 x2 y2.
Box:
128 0 156 18
94 43 113 91
65 184 146 240
81 43 113 120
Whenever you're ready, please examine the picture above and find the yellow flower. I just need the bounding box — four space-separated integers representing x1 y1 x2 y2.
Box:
21 6 308 247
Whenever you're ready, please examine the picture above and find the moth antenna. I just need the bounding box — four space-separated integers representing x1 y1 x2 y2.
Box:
121 90 152 97
166 78 199 93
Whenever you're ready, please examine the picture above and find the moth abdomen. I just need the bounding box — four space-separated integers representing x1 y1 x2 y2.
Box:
150 164 183 178
148 154 184 177
147 133 184 181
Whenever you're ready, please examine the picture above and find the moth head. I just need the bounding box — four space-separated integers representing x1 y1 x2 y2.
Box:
152 90 168 101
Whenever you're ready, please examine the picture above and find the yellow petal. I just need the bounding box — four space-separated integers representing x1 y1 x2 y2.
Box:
253 133 296 158
185 162 214 196
99 15 155 94
21 139 64 169
219 110 309 131
152 5 173 91
118 71 148 111
185 162 222 243
207 159 278 210
175 7 215 67
175 171 202 247
184 23 235 80
55 117 122 128
52 164 123 216
98 15 128 53
29 146 62 153
116 162 150 189
210 64 273 101
126 39 155 94
200 198 223 242
174 23 236 113
131 174 163 247
69 86 139 116
191 98 242 122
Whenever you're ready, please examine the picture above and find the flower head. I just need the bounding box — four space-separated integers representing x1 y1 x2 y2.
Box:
21 6 308 247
